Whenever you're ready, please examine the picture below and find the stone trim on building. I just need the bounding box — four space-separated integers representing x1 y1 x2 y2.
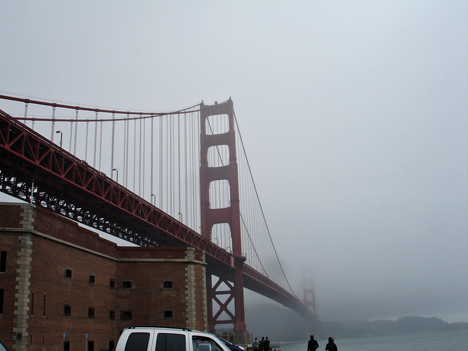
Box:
201 251 207 332
185 248 197 330
18 204 35 231
184 248 207 331
14 205 35 351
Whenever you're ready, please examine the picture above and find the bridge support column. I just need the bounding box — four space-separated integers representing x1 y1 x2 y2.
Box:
200 99 247 334
234 258 247 333
303 270 319 338
205 261 247 334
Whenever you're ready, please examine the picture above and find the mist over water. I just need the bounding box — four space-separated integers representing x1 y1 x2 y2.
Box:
1 1 467 324
278 330 468 351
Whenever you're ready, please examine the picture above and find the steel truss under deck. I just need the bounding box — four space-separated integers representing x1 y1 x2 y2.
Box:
0 108 231 263
0 104 315 326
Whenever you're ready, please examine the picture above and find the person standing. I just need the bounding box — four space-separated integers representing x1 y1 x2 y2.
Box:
252 338 260 351
307 335 319 351
325 337 337 351
259 337 265 351
264 337 270 351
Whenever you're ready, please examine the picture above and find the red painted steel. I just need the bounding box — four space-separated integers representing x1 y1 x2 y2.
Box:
303 270 319 337
0 108 231 264
0 94 198 118
200 99 247 333
0 103 315 327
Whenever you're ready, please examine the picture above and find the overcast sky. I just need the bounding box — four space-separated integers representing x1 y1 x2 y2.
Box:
1 1 467 323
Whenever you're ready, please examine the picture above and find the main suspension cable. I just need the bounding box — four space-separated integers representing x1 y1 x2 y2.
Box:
234 111 296 296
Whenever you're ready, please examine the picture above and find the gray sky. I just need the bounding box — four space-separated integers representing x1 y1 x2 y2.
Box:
1 1 467 323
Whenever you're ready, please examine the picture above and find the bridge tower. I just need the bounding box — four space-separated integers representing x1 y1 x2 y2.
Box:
199 99 247 334
303 270 319 337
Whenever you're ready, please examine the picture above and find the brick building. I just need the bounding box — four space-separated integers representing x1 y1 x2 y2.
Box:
0 202 207 351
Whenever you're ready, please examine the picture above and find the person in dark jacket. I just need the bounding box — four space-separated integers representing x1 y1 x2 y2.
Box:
325 337 337 351
307 335 319 351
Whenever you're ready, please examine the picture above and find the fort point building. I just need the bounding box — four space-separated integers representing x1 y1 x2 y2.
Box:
0 202 208 351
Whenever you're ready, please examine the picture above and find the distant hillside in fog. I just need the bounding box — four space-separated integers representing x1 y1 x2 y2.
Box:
245 304 468 341
323 316 468 339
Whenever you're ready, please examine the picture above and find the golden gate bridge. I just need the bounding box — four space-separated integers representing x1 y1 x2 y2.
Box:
0 94 318 335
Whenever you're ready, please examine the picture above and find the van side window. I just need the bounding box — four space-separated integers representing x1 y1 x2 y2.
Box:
192 336 223 351
156 333 186 351
125 333 150 351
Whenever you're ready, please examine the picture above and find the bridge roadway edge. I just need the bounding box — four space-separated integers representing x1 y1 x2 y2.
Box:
0 107 315 325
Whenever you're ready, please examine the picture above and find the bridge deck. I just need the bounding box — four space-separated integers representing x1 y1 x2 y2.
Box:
0 107 313 321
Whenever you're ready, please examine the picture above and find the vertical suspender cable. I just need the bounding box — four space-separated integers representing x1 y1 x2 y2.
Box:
85 120 89 162
69 120 73 152
191 111 196 228
196 110 200 232
133 118 136 191
142 116 145 198
123 113 127 187
138 118 143 196
159 117 163 208
169 115 173 215
139 114 142 196
173 114 176 215
188 112 192 227
195 110 198 229
178 113 181 222
166 117 169 211
234 111 294 291
184 112 188 227
151 116 154 203
111 112 115 179
93 111 98 168
174 113 177 216
194 110 197 229
99 120 103 170
125 113 129 187
74 109 79 155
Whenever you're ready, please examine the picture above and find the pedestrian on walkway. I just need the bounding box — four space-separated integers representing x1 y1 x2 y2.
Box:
252 338 260 351
307 335 318 351
259 337 265 351
325 337 337 351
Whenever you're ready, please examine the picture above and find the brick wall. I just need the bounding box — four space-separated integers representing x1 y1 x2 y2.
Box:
0 203 23 228
0 233 19 343
0 203 207 351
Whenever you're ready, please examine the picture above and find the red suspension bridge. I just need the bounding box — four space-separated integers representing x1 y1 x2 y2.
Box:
0 94 318 335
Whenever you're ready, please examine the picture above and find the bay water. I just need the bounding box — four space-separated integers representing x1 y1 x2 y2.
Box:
277 330 468 351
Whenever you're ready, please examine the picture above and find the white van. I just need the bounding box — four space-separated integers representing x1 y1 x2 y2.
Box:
115 327 232 351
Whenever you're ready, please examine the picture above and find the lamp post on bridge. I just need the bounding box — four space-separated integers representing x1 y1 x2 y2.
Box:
112 168 118 183
55 130 63 148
